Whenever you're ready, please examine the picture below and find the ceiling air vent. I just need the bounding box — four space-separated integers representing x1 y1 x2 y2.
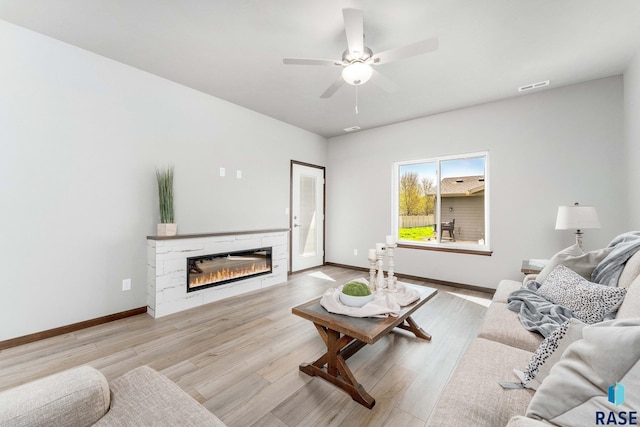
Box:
343 126 361 132
518 80 550 92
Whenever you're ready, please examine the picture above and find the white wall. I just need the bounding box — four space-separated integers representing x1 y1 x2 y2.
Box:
624 50 640 228
0 21 326 341
327 77 627 289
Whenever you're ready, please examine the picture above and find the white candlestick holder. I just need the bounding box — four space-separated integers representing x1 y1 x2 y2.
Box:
385 243 398 292
376 250 386 292
368 257 377 293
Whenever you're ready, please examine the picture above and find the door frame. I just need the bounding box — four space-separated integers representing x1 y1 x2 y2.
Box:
290 160 326 273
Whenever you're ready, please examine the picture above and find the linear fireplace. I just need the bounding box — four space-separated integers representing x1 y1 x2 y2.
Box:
186 247 272 292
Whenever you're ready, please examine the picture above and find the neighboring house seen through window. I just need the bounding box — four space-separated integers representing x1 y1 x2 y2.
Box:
392 152 489 253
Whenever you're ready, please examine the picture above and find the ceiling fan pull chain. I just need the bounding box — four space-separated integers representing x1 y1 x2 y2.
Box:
355 85 359 114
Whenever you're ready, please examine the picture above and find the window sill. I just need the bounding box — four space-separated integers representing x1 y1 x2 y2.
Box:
397 242 493 256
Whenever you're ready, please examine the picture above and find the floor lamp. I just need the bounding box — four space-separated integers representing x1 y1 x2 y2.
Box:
555 202 601 250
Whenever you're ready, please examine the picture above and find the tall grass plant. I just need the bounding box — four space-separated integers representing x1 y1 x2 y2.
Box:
156 166 174 223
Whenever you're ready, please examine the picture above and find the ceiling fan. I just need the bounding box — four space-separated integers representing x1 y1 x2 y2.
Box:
283 8 438 98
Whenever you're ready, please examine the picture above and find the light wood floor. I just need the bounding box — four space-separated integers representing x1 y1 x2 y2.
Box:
0 265 491 426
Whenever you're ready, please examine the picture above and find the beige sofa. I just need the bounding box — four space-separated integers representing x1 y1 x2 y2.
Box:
0 365 226 426
427 249 640 426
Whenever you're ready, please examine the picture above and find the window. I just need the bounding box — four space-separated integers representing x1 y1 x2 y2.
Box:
392 152 489 253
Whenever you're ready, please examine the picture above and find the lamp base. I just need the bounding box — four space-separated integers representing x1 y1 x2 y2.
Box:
575 230 584 251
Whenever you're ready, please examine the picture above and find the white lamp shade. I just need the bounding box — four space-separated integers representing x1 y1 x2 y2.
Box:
342 62 373 86
555 205 601 230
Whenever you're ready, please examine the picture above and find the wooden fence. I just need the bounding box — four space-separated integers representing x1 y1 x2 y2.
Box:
399 215 435 228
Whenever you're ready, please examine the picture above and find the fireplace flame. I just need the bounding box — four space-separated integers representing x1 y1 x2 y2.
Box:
189 262 271 288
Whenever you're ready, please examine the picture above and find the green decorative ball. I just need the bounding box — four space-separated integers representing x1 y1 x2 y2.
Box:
342 281 372 296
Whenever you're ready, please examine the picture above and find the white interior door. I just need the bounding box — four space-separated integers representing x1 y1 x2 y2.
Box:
291 163 325 272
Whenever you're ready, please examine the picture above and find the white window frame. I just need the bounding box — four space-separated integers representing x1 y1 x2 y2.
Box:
391 151 490 253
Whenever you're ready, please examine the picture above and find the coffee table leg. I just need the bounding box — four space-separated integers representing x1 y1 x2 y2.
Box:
299 324 376 409
396 316 432 341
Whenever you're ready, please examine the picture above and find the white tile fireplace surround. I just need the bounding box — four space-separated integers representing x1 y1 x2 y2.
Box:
147 229 289 318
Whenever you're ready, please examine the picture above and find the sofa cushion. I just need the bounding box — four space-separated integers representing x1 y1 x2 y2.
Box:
427 338 535 427
538 265 626 324
506 416 550 427
492 280 523 304
94 366 225 427
478 302 543 352
519 318 585 390
526 319 640 426
0 365 110 427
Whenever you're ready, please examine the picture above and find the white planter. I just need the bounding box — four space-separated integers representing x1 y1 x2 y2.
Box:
157 223 177 236
339 292 374 308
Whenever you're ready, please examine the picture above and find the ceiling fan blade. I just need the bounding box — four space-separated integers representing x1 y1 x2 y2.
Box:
343 8 364 57
283 58 342 66
370 37 439 65
320 75 345 98
370 69 399 93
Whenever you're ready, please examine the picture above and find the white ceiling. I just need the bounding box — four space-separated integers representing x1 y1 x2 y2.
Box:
2 0 640 137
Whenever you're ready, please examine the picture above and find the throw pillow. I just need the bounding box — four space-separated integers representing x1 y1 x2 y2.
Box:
525 318 640 426
516 318 585 390
616 249 640 289
616 274 640 319
535 244 583 283
536 245 612 284
538 265 627 324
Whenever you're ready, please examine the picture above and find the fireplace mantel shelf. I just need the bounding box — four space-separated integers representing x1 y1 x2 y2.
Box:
147 228 290 241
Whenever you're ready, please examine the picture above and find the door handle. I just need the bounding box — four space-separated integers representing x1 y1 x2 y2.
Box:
294 223 301 227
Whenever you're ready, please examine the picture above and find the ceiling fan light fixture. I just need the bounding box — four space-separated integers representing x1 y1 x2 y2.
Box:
341 62 373 86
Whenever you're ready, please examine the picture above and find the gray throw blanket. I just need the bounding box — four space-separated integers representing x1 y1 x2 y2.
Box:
507 281 573 337
591 231 640 286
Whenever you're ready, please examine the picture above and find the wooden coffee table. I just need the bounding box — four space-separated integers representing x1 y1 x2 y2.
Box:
291 283 437 409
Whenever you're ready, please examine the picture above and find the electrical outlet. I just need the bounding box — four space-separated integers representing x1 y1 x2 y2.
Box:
354 249 358 256
122 279 131 291
220 167 226 177
236 170 242 179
